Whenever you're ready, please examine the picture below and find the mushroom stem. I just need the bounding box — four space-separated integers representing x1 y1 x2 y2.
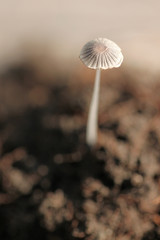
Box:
86 68 101 146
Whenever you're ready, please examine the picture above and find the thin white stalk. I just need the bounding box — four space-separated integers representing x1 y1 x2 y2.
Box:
86 68 101 146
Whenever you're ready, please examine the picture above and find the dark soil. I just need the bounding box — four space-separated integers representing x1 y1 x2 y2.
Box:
0 64 160 240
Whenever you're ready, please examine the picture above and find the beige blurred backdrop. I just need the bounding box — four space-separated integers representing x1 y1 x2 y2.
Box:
0 0 160 74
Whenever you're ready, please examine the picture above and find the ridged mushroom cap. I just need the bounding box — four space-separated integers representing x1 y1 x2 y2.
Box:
79 38 123 70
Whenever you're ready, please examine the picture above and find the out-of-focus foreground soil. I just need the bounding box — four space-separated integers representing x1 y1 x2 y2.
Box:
0 63 160 240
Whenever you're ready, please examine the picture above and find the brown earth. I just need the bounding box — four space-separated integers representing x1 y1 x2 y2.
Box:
0 63 160 240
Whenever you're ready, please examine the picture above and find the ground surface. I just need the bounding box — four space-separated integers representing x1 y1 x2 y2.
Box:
0 64 160 240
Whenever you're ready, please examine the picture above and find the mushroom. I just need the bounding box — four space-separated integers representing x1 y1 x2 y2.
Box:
79 37 123 146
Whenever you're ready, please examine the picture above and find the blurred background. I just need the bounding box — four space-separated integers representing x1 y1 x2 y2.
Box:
0 0 160 75
1 1 160 240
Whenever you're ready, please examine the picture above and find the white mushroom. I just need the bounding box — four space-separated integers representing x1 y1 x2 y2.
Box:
79 37 123 146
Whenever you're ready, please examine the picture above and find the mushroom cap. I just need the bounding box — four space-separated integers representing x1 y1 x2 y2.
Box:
79 38 123 70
